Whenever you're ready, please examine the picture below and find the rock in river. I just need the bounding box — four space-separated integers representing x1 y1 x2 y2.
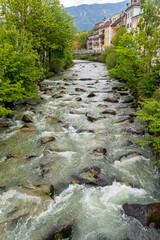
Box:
123 203 160 228
104 97 119 103
71 167 101 186
102 109 116 115
43 218 73 240
17 184 54 199
86 114 103 122
87 92 96 97
22 114 33 123
19 124 37 133
41 136 56 144
75 88 86 92
76 97 82 101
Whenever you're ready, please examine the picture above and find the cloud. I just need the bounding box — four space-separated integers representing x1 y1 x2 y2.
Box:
60 0 126 8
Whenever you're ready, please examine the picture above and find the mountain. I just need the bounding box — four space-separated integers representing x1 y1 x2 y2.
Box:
65 0 128 31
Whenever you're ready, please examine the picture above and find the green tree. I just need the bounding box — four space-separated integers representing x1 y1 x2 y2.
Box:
77 31 89 48
0 0 77 69
0 27 44 115
112 26 127 47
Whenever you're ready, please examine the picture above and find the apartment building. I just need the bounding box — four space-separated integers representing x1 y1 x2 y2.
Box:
126 0 141 32
87 0 142 52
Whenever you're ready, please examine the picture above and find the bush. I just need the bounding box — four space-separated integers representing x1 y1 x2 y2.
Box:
137 94 160 166
98 52 107 63
105 51 118 70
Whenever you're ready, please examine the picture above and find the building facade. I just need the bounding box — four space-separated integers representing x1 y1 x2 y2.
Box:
125 0 141 32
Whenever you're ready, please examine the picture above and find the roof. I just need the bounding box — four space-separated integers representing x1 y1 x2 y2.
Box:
93 22 103 31
99 20 112 29
111 17 122 27
125 2 141 11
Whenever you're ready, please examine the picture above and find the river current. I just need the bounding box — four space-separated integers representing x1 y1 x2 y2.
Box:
0 60 160 240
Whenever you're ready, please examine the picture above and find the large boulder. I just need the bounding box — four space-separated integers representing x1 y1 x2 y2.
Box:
17 184 54 199
43 219 73 240
123 203 160 229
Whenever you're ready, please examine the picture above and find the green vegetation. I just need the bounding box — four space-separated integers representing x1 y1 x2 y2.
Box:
0 0 76 115
101 0 160 164
73 54 94 61
76 31 90 49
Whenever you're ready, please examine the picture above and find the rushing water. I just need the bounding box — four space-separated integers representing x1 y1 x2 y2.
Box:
0 60 160 240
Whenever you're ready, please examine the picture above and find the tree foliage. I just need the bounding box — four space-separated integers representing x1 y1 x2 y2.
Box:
0 0 77 115
76 31 90 48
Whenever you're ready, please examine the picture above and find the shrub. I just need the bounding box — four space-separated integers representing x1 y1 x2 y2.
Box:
105 51 118 70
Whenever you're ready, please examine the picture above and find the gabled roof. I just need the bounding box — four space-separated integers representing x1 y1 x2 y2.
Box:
99 20 112 29
111 17 122 27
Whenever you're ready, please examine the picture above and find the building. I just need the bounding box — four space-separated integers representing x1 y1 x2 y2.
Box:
104 20 112 48
125 0 141 32
87 34 94 50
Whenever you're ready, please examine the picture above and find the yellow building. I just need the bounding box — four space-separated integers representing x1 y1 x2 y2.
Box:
132 13 142 30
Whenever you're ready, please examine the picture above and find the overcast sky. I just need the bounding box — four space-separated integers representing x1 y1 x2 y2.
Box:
60 0 126 8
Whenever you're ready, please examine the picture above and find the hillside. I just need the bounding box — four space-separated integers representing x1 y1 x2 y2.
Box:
66 0 128 31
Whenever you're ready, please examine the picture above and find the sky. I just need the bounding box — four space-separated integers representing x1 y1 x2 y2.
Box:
60 0 126 8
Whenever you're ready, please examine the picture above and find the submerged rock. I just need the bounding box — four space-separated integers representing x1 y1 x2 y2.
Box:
123 203 160 228
41 136 56 144
26 155 37 161
46 116 62 123
19 124 37 133
22 114 33 123
104 97 119 103
97 104 108 108
119 152 142 162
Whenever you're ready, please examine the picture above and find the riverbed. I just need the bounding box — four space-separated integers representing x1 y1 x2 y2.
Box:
0 60 160 240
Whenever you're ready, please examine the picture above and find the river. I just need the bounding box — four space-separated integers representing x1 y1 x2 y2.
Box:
0 60 160 240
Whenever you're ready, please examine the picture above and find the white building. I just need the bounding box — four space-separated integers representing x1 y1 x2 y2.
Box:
125 0 141 32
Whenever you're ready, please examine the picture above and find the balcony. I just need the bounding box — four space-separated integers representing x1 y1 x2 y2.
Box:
99 34 104 39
